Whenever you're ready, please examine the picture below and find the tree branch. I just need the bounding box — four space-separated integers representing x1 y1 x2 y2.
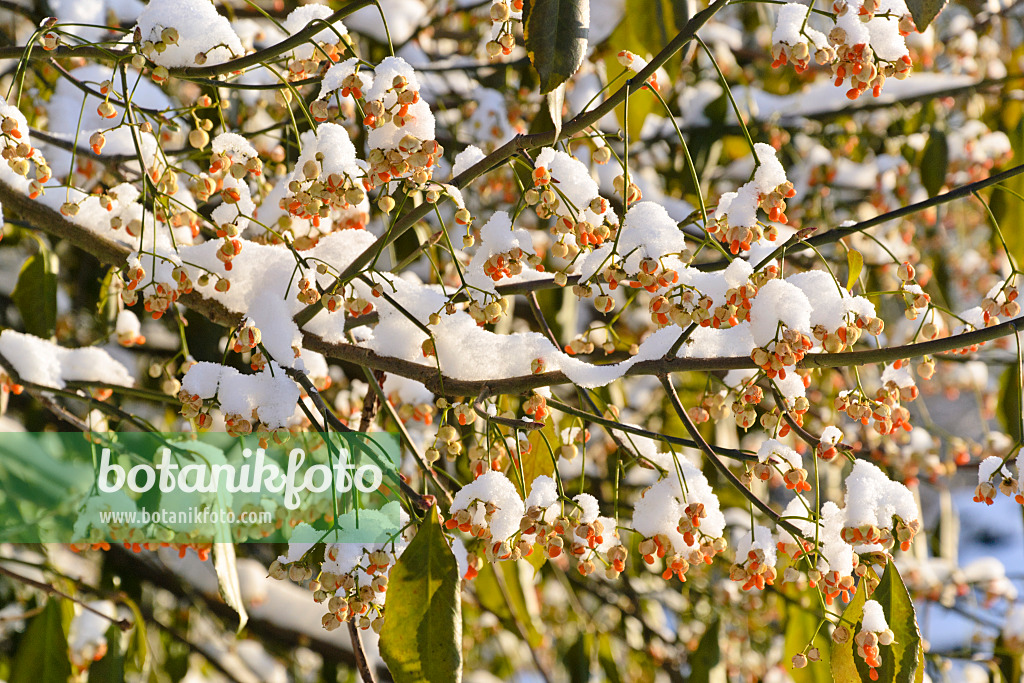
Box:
0 1 375 79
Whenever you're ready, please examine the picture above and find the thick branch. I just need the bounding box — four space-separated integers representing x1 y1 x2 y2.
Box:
3 161 1023 400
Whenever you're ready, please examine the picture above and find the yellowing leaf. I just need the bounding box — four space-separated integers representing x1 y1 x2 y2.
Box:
846 249 863 292
380 507 462 683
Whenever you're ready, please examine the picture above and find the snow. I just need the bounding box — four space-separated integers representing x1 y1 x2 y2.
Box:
525 475 558 509
535 148 608 223
449 470 525 542
736 525 777 568
453 146 486 177
181 361 300 428
979 455 1011 482
212 133 258 161
843 460 920 528
68 600 118 667
0 330 134 390
756 439 802 469
862 599 889 632
135 0 244 68
772 4 813 46
748 279 812 347
786 270 876 331
319 59 373 101
631 454 726 552
820 425 844 446
573 493 600 523
284 5 347 60
50 0 143 43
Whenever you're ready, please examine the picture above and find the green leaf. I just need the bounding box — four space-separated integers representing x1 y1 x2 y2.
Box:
598 634 623 683
602 0 677 139
524 419 558 496
846 249 864 292
689 617 721 683
10 599 72 683
998 364 1022 443
11 245 58 339
991 104 1024 266
672 0 693 31
905 0 948 31
473 561 541 647
782 585 831 683
870 562 922 683
120 594 148 672
566 632 592 683
88 625 125 683
920 131 948 197
96 267 120 325
995 634 1023 683
380 506 462 683
831 564 923 683
523 0 589 93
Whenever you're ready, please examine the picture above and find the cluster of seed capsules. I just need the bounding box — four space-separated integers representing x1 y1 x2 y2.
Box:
364 75 442 187
853 620 894 681
269 545 398 634
709 181 793 254
485 0 524 58
830 6 916 100
0 115 50 199
775 538 860 606
730 545 781 592
840 518 921 557
752 450 812 493
280 157 368 233
973 466 1024 506
771 37 837 74
834 384 914 436
980 283 1021 325
176 388 294 445
639 510 728 584
447 499 628 580
121 261 205 320
771 1 916 101
527 168 620 247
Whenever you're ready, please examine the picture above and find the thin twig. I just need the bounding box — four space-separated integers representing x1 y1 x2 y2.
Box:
0 565 134 631
660 375 804 539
